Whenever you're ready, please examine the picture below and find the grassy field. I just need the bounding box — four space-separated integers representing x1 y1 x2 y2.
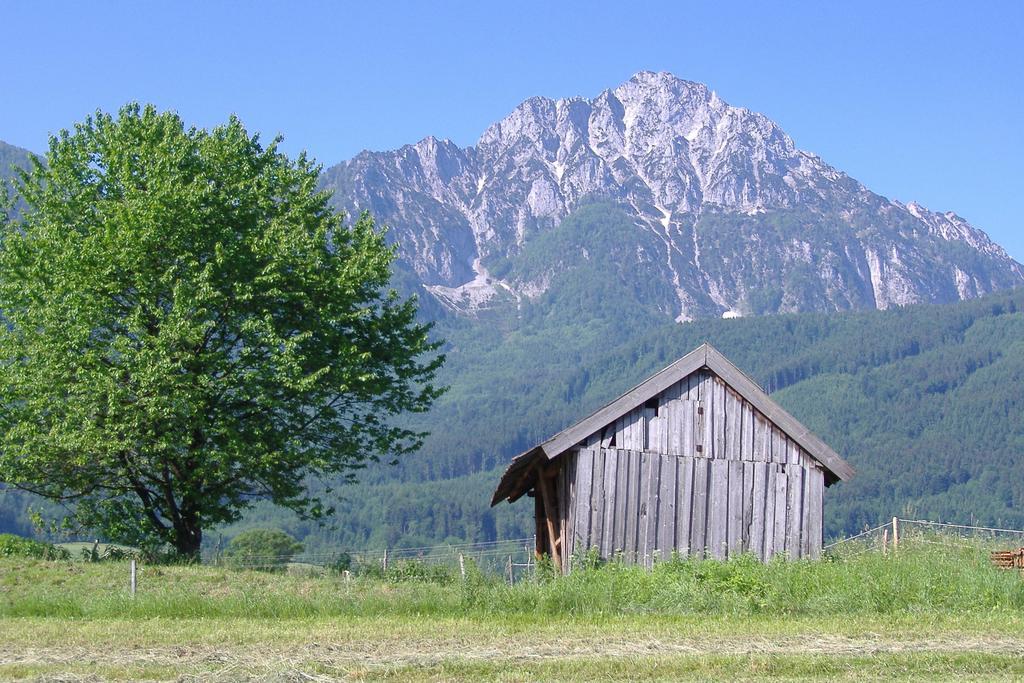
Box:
2 540 1024 680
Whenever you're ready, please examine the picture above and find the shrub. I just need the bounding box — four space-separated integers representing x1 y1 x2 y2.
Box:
0 533 70 560
327 552 353 575
385 558 457 584
76 540 141 563
224 529 303 571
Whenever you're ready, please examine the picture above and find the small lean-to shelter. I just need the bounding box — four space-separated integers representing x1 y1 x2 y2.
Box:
491 343 853 572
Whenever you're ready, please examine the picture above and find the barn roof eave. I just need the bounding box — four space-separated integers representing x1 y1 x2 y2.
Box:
702 344 855 482
537 343 711 459
490 345 710 506
489 446 545 506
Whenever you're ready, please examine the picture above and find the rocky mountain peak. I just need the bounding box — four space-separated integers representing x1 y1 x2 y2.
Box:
323 72 1023 321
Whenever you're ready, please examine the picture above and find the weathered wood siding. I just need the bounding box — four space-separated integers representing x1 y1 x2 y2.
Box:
559 370 825 567
566 448 824 566
594 371 819 469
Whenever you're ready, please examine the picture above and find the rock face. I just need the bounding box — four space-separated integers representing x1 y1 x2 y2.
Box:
324 73 1019 319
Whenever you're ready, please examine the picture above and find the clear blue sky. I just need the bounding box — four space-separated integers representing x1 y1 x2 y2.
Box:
2 1 1021 259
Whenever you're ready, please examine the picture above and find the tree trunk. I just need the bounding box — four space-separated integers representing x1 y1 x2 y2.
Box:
173 516 203 561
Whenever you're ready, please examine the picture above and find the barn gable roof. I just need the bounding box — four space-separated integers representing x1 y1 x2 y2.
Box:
491 342 854 506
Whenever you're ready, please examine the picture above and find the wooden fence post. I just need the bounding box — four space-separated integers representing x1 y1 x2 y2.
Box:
882 528 889 555
892 517 899 552
506 555 513 585
458 553 466 580
129 558 137 597
382 548 389 573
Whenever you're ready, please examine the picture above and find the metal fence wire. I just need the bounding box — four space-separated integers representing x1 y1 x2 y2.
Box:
205 536 539 581
824 517 1024 557
199 518 1024 580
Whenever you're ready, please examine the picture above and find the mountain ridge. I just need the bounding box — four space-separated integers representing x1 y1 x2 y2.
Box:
322 71 1023 321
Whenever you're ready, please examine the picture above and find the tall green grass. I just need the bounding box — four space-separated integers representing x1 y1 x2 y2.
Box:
1 538 1021 620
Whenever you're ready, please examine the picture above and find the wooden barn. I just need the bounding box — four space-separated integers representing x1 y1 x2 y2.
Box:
491 343 854 572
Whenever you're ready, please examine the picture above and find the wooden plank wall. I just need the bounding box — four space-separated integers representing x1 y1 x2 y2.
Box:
559 368 829 569
602 371 818 470
568 448 824 566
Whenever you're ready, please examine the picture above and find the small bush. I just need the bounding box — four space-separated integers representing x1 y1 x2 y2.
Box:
103 546 135 561
385 559 457 585
572 547 604 572
77 541 140 563
0 534 70 560
355 559 385 580
327 552 353 575
224 529 303 571
141 546 193 565
533 553 556 583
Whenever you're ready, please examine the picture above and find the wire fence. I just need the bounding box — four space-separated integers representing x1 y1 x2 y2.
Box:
204 536 540 581
204 517 1024 578
80 516 1024 599
824 517 1024 558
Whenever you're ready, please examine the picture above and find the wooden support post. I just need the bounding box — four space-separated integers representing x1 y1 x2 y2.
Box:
506 555 513 585
892 517 899 552
534 495 545 560
129 558 137 597
536 465 563 573
882 528 889 556
382 548 389 573
458 553 466 580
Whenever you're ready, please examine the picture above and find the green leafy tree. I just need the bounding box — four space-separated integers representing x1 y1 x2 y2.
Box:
223 528 303 570
0 104 444 558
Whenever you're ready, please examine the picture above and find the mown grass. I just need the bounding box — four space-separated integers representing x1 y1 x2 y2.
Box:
5 652 1024 682
2 538 1023 680
372 653 1024 682
4 613 1024 681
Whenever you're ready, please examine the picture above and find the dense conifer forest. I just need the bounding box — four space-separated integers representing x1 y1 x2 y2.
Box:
205 283 1024 554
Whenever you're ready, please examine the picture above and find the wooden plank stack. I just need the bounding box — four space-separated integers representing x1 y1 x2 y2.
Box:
990 548 1024 571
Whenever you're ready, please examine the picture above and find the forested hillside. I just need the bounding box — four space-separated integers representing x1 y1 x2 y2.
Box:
219 280 1024 554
